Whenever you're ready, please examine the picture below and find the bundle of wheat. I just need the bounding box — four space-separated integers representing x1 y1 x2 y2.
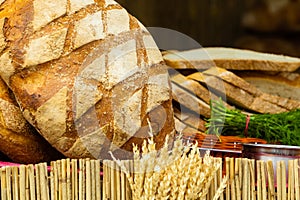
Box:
112 134 227 200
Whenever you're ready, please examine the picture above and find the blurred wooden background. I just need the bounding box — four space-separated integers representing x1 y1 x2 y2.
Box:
117 0 246 47
116 0 300 57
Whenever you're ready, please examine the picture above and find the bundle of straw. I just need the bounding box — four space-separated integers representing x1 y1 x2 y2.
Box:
112 134 227 200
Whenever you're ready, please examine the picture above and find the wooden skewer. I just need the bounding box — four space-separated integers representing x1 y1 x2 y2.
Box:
90 160 96 200
116 162 121 200
260 161 267 200
294 159 299 200
1 168 7 200
5 166 12 200
242 158 249 200
219 158 224 200
66 159 71 200
121 160 126 200
281 161 286 200
229 158 236 200
40 163 50 200
61 159 67 200
126 160 133 200
247 159 251 200
24 165 30 200
19 165 26 200
102 160 106 200
57 160 62 200
256 161 262 200
79 159 84 200
288 160 294 200
110 161 117 200
86 159 91 200
71 159 78 200
266 161 275 200
12 166 19 200
49 163 55 200
103 160 110 200
95 160 101 200
225 157 230 200
52 161 59 200
35 163 41 200
235 158 241 200
82 159 86 200
276 161 282 200
249 159 256 200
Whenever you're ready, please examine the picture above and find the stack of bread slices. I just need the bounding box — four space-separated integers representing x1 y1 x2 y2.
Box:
164 47 300 136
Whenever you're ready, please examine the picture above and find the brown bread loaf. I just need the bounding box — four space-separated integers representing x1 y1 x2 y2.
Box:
0 77 63 163
0 0 175 159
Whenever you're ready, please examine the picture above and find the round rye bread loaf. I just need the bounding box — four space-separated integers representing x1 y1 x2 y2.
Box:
0 0 175 159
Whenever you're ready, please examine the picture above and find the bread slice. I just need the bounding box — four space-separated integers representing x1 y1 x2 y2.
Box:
170 72 216 105
173 107 207 132
174 117 205 136
234 71 300 101
163 47 300 72
171 82 211 118
187 67 300 114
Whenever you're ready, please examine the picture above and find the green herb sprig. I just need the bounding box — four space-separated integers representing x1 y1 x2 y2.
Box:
206 100 300 146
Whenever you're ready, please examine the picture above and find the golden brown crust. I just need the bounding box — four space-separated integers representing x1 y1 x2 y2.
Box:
0 78 63 163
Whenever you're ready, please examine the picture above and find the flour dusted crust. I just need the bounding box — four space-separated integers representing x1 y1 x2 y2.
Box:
0 78 63 163
0 0 175 159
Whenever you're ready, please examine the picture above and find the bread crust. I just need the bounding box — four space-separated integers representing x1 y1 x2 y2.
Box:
0 78 63 163
163 47 300 72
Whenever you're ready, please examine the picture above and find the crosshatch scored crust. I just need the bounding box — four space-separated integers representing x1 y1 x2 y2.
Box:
0 0 175 159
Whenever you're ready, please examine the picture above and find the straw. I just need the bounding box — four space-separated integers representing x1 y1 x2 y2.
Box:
225 157 230 200
12 166 19 200
242 158 249 200
78 159 84 200
256 160 262 200
116 162 121 200
277 161 282 200
86 159 91 200
49 164 55 200
235 158 241 200
229 157 235 200
95 160 101 200
5 166 11 200
71 159 78 200
288 160 294 200
281 161 286 200
66 159 71 200
295 159 299 200
260 161 267 200
90 160 96 200
19 165 26 200
218 158 224 200
266 160 275 200
249 159 255 200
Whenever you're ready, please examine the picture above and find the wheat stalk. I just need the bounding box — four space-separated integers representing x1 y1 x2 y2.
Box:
112 130 226 199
